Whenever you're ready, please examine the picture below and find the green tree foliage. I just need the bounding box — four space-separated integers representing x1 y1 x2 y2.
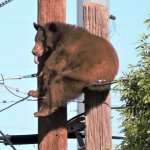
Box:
114 18 150 150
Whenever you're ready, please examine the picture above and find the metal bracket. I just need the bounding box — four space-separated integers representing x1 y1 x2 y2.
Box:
75 132 86 150
68 114 86 150
0 130 16 150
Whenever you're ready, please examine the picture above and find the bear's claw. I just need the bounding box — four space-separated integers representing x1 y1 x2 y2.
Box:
28 90 39 97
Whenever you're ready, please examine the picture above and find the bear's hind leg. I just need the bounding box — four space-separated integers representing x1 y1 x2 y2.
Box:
33 75 87 117
49 76 87 110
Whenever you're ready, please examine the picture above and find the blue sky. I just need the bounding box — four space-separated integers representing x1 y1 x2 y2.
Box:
0 0 150 150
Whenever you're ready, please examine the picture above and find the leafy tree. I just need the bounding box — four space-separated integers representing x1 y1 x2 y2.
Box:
114 18 150 150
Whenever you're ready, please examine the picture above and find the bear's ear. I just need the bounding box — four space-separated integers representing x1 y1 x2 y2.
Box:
49 23 57 32
33 22 43 31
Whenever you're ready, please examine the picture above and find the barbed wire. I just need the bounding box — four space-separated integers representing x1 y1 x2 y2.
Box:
0 72 127 113
0 0 13 8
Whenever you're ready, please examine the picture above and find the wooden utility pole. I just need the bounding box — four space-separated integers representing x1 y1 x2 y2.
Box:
83 2 112 150
37 1 67 150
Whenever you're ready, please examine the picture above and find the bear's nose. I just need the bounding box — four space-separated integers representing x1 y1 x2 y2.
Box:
32 51 37 55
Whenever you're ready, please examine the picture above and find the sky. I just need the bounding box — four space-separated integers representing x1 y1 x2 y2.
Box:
0 0 150 150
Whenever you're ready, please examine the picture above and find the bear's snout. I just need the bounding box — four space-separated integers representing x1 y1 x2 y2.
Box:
32 42 44 56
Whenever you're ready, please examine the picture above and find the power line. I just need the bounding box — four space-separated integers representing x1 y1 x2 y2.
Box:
0 0 13 8
0 73 37 82
0 74 39 112
0 96 30 113
0 99 37 103
0 73 37 101
0 73 127 112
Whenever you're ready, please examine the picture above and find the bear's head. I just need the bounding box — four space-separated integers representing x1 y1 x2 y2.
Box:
32 22 58 64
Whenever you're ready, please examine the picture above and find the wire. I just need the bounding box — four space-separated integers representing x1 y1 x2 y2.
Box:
0 73 127 112
0 85 37 101
0 73 37 81
0 99 37 103
0 74 34 112
86 79 127 87
0 74 36 101
0 100 15 103
0 96 30 113
0 0 13 8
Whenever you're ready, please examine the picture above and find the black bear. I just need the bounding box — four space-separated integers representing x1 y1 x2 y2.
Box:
28 22 119 117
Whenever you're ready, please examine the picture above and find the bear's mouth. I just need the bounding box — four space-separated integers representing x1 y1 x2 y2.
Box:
34 55 39 64
32 42 44 64
33 50 44 64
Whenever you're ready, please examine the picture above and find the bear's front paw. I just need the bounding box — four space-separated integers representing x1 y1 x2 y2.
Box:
28 90 39 97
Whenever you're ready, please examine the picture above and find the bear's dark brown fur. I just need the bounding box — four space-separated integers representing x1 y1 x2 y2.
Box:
28 22 119 117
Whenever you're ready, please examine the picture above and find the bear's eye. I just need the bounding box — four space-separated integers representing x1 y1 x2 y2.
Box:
35 30 46 42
